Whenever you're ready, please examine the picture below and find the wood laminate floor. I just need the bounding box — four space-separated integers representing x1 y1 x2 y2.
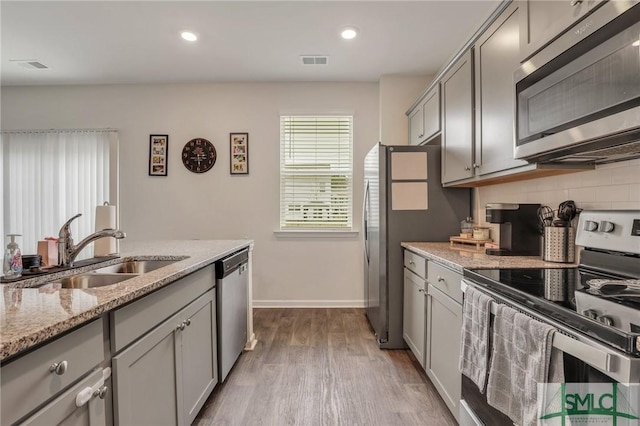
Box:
194 308 457 426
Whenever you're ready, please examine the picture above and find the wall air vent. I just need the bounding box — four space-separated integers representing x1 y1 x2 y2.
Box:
10 60 49 69
300 56 328 65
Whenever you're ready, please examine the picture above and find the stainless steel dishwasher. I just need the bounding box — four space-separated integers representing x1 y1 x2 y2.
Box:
215 248 249 383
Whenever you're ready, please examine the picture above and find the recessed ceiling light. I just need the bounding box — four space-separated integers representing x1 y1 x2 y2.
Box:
181 31 198 42
341 27 358 40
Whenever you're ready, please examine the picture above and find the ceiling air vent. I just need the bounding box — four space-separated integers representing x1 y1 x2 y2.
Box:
301 56 328 65
10 59 49 69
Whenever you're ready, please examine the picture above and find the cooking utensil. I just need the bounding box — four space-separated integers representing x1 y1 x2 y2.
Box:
537 205 554 234
557 200 580 223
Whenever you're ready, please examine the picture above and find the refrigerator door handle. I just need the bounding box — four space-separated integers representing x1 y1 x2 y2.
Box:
362 180 370 263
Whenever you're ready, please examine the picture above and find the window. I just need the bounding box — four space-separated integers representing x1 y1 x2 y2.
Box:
2 129 118 256
280 116 353 230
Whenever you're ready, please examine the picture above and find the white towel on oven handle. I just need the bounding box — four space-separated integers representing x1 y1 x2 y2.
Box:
486 304 560 426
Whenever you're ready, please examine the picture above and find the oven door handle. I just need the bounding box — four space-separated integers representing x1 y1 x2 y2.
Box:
553 333 611 373
461 279 612 373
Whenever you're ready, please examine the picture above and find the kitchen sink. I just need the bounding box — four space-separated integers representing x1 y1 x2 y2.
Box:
92 259 178 274
48 273 138 289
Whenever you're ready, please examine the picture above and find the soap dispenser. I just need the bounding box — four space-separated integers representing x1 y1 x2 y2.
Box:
3 234 23 278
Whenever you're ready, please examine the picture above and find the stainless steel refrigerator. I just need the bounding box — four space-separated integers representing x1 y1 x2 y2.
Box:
363 142 469 348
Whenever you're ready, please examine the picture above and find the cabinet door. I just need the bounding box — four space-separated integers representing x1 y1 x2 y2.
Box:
181 290 217 425
21 369 107 426
426 284 462 422
441 50 474 184
409 105 424 145
409 87 441 146
519 0 603 61
475 3 528 176
112 313 182 426
422 86 440 143
403 268 426 368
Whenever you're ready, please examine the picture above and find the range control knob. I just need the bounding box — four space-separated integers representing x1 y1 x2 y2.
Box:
583 309 598 319
600 221 615 233
584 220 598 232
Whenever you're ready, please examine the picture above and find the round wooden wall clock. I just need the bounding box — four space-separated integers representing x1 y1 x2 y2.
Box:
182 138 217 173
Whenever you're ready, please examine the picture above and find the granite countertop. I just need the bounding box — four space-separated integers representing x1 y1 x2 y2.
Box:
401 242 577 273
0 239 252 361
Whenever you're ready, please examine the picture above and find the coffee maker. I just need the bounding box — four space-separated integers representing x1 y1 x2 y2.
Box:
485 203 541 256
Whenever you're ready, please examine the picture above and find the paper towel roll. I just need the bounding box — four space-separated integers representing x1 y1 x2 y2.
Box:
94 203 117 256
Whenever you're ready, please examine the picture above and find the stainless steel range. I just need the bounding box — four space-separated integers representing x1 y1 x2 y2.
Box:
460 210 640 425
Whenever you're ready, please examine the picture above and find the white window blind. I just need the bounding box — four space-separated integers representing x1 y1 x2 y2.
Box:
280 115 353 229
2 129 117 257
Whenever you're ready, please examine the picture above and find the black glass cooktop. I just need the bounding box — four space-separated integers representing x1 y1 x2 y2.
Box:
464 267 640 356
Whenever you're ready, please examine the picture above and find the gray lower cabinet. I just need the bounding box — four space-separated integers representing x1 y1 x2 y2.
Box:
112 288 217 426
441 50 474 184
403 268 426 367
21 368 109 426
425 263 463 422
181 291 218 424
1 319 105 426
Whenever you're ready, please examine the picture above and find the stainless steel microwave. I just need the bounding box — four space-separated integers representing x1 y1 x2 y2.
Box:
514 1 640 164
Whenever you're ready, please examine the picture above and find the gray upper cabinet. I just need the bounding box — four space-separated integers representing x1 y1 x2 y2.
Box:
409 86 441 145
474 2 527 176
519 0 604 62
441 50 474 184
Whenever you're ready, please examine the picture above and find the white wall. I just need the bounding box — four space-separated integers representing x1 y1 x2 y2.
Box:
379 74 433 145
473 159 640 233
1 82 379 306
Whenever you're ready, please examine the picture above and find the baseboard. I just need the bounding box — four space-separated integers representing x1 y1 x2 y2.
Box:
253 299 366 308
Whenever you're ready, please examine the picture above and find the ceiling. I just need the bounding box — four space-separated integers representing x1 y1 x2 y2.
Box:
1 1 501 86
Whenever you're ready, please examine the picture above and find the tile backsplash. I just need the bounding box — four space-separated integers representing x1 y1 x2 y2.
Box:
473 158 640 228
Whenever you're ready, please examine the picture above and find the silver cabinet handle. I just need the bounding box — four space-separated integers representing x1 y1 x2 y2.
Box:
176 323 186 331
185 318 191 327
409 260 415 265
473 163 480 169
464 166 471 171
437 276 445 282
570 0 582 6
418 288 425 293
49 360 68 375
93 385 109 400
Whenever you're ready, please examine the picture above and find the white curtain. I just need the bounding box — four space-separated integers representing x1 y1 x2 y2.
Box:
2 130 115 257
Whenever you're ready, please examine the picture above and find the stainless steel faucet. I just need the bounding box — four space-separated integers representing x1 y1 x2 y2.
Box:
58 213 126 267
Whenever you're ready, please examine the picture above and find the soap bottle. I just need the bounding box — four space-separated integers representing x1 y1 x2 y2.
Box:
3 234 23 278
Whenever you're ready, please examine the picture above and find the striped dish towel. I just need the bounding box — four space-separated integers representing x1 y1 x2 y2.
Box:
486 304 556 426
459 285 493 393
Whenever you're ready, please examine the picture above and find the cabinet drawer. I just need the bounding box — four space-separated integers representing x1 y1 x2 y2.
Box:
111 265 215 353
428 262 463 304
1 319 104 426
21 368 108 426
404 250 426 279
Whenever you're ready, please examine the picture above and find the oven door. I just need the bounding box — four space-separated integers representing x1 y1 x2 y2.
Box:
459 279 640 425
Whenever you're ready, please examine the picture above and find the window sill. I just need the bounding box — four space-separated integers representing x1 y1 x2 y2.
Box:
274 230 359 239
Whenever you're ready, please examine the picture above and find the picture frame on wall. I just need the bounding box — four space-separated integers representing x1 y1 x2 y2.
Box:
230 132 249 175
149 134 169 176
